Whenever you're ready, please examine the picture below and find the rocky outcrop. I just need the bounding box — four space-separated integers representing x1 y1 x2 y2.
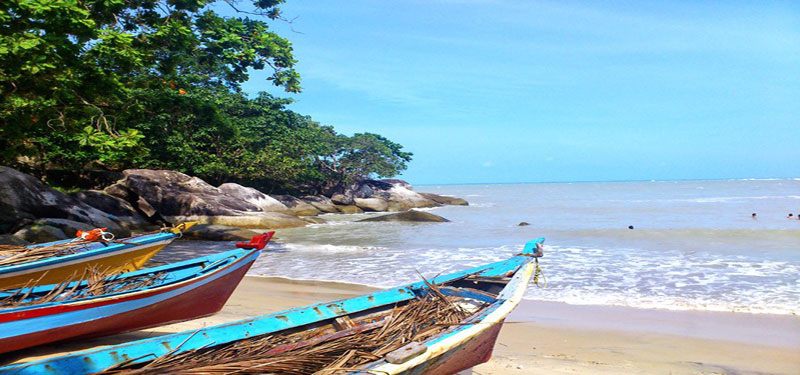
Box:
166 214 308 229
358 210 450 223
271 195 320 216
13 224 68 243
71 190 155 231
102 170 308 229
181 224 261 241
336 205 363 214
0 234 28 246
0 166 125 235
419 193 469 206
354 197 389 212
218 183 288 213
301 196 340 214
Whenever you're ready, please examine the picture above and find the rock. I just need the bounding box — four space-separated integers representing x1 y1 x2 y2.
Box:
166 213 308 229
102 170 308 229
301 196 340 214
32 218 97 238
330 193 354 206
181 224 260 241
358 211 450 223
300 216 328 224
0 234 29 246
336 205 363 214
518 222 530 226
0 167 124 234
13 224 68 243
104 170 260 216
419 192 469 206
218 183 288 213
271 195 320 216
71 190 155 232
354 197 389 212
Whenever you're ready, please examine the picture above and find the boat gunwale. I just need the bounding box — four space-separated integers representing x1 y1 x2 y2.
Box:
0 238 544 375
0 248 260 316
0 232 178 275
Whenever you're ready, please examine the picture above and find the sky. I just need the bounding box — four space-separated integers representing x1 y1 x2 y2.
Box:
235 0 799 185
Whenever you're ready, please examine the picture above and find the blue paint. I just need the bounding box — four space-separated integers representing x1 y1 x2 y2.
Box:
0 238 545 375
0 232 178 276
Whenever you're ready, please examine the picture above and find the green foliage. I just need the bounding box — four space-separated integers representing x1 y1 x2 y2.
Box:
0 0 411 192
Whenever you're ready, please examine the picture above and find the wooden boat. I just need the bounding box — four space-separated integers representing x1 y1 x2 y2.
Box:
0 238 545 375
0 223 195 289
0 246 262 354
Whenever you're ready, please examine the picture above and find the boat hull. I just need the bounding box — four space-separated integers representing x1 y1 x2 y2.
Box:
0 254 256 354
0 242 171 289
399 321 503 375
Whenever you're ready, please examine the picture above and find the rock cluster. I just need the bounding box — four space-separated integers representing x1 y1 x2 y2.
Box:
0 167 467 242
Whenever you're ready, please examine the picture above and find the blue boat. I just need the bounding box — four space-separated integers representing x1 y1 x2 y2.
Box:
0 247 260 354
0 238 545 375
0 224 195 289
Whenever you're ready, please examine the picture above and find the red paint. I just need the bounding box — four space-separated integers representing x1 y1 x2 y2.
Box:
403 321 505 375
0 258 255 354
236 231 275 250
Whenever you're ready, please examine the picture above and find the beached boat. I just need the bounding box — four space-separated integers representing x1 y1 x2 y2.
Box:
0 223 194 289
0 238 545 375
0 246 261 354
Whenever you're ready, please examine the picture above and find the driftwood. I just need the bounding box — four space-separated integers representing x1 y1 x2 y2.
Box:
98 284 483 375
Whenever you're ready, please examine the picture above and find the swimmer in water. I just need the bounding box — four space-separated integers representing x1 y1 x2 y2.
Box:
788 213 794 219
752 213 757 219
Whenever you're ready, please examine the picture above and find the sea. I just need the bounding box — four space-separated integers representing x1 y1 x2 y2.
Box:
158 179 800 316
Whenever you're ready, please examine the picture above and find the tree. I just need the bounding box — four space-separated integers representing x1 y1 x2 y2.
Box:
317 133 413 191
1 0 299 174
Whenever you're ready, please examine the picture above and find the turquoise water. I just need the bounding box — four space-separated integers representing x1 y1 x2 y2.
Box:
157 178 800 315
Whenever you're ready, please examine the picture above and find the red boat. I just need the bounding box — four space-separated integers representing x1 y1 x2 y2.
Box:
0 247 261 354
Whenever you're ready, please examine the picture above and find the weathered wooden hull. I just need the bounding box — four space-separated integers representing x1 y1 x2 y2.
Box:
0 248 258 354
0 226 195 290
398 321 503 375
0 238 545 375
0 241 171 289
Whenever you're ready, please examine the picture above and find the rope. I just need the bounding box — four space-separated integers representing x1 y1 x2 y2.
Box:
532 258 547 289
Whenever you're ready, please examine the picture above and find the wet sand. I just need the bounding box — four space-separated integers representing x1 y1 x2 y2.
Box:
5 276 799 374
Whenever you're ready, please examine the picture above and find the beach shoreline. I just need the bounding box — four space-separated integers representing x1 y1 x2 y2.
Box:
5 276 798 374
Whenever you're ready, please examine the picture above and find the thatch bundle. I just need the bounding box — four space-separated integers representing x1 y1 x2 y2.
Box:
0 241 91 268
0 266 166 308
99 286 483 375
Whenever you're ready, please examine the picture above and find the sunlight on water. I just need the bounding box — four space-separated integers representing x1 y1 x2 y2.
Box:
155 179 800 315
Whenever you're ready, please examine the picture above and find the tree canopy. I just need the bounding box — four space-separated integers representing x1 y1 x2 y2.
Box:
0 0 411 193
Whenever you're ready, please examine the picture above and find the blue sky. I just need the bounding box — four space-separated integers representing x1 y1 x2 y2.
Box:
237 0 799 185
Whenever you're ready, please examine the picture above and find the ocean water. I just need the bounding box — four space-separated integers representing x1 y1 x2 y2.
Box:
157 179 800 315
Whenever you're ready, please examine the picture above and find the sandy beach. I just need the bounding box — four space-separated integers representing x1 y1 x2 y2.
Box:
4 276 799 374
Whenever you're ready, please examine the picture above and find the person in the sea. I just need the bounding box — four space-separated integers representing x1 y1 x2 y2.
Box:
628 225 634 230
752 213 757 219
788 213 794 219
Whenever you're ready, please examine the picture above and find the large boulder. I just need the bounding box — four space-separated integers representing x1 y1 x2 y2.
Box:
270 195 320 216
181 224 261 241
71 190 156 231
104 170 258 216
103 170 308 229
13 224 68 243
354 197 389 212
419 192 469 206
166 213 308 229
358 211 450 223
0 167 124 234
301 196 340 214
336 205 363 214
0 234 28 246
218 183 288 213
